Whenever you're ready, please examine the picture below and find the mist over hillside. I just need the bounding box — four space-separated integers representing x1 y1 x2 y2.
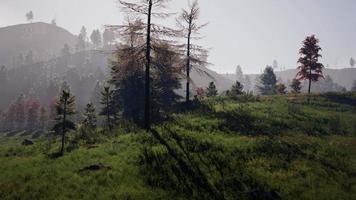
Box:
0 22 234 110
0 22 77 67
222 67 356 91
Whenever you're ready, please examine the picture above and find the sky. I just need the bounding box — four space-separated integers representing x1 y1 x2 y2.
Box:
0 0 356 74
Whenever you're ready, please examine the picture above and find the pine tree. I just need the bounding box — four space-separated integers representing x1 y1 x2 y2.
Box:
290 78 302 94
76 26 87 52
109 15 180 126
230 81 244 96
276 83 287 95
51 18 57 26
118 0 175 130
90 29 102 49
100 87 115 131
82 102 97 129
206 82 218 97
103 29 115 48
258 66 277 95
177 0 209 108
350 57 355 68
296 35 324 98
151 43 182 119
52 90 76 156
26 11 34 23
108 19 145 125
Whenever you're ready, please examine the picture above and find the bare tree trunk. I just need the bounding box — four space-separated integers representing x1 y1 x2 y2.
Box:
144 0 153 130
186 22 192 108
308 68 312 103
60 97 67 155
106 95 111 131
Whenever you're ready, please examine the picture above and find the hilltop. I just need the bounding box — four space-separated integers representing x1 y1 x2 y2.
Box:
0 22 77 67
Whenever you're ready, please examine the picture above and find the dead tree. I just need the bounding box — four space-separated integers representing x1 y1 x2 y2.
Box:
177 0 209 108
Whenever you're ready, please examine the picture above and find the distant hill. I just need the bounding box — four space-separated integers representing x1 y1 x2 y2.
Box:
0 22 77 67
190 67 234 92
222 68 356 90
276 68 356 90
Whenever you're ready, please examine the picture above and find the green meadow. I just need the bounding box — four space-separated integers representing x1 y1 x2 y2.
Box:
1 93 356 200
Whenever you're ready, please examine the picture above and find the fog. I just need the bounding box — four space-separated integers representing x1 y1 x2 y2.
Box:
1 0 356 74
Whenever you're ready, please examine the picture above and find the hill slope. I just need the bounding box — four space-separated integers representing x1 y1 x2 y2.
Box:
1 93 355 200
0 22 77 67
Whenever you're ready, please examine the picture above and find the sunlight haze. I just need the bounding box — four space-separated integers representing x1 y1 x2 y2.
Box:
1 0 355 74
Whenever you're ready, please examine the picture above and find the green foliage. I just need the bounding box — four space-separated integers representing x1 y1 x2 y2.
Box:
297 35 324 94
290 78 302 93
276 83 287 95
52 89 76 155
206 82 218 97
1 94 356 200
151 43 182 120
82 102 97 129
109 42 181 126
258 66 277 95
99 86 116 131
229 81 244 96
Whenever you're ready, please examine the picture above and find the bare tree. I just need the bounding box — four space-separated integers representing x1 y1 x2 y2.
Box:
116 0 176 130
177 0 208 108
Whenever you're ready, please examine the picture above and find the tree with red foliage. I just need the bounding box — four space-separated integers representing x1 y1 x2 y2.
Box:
296 35 324 98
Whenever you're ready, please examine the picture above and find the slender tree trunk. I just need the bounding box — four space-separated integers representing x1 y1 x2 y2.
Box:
307 67 312 103
106 95 111 131
60 97 67 155
144 0 152 130
186 22 192 108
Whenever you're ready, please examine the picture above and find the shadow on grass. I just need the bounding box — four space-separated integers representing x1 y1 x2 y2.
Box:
140 127 281 200
47 151 63 159
6 130 20 137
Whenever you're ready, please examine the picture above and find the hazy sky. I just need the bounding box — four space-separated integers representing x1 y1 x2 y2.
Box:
1 0 356 74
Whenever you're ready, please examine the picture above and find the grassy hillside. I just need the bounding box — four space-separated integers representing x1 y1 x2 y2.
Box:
1 93 356 200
